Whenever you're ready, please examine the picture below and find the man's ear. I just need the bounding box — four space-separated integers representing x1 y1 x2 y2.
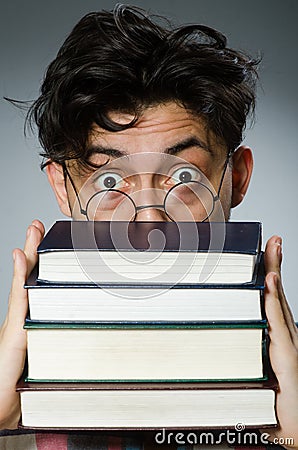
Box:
46 161 72 217
231 146 253 208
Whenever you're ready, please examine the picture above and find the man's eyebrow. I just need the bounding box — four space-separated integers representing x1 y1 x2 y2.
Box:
87 146 128 159
164 137 212 156
87 137 211 159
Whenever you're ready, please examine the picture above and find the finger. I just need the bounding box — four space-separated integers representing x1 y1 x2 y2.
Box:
6 249 29 331
264 273 297 375
276 277 298 346
23 220 45 277
264 236 297 342
1 249 29 393
31 219 45 235
264 235 282 275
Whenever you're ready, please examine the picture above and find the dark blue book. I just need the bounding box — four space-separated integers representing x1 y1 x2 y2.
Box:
37 221 262 285
26 255 265 322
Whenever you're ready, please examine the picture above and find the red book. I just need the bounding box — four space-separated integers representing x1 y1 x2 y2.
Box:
17 376 278 431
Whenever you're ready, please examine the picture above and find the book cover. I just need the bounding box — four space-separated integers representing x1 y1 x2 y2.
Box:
38 221 262 254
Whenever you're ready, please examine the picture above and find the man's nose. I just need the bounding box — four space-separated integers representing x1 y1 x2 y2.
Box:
135 205 169 222
131 188 170 222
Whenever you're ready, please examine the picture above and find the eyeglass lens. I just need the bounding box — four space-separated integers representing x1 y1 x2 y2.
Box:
84 181 215 222
67 152 227 222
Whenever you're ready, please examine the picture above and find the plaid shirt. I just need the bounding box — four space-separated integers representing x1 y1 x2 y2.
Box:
0 430 285 450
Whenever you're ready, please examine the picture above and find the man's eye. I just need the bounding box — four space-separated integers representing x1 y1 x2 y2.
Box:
170 167 201 184
93 172 124 190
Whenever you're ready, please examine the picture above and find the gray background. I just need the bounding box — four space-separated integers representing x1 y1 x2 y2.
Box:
0 0 297 322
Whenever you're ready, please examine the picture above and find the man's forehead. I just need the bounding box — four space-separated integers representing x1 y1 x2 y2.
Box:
106 103 200 130
87 102 225 156
90 102 207 139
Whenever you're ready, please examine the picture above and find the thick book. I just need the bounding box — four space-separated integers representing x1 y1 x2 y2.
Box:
37 221 262 285
17 377 278 430
26 258 265 322
24 320 268 382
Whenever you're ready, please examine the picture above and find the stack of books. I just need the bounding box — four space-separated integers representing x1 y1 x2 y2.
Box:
18 221 278 431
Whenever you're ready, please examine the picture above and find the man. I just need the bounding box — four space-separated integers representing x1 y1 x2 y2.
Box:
0 5 297 449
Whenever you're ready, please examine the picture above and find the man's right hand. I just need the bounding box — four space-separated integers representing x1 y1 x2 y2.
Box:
0 220 44 429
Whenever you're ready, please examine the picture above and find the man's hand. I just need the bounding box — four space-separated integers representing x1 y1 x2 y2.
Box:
263 236 298 449
0 220 44 429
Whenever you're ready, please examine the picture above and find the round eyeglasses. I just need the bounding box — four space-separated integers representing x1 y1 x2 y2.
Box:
63 151 232 222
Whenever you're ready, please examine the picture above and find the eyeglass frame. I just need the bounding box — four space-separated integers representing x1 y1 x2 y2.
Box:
62 149 234 222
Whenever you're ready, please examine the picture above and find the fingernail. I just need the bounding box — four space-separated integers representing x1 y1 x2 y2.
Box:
13 249 20 264
26 226 32 238
271 273 278 289
275 236 282 245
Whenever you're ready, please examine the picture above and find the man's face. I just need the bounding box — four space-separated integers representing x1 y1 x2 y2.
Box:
63 102 235 222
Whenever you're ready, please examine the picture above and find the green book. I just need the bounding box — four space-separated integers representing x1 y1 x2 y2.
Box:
25 319 268 383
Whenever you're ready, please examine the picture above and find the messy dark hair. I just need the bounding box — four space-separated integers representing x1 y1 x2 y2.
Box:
26 4 259 168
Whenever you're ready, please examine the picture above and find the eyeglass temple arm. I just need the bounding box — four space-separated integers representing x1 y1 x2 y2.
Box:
62 163 87 216
214 149 234 202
